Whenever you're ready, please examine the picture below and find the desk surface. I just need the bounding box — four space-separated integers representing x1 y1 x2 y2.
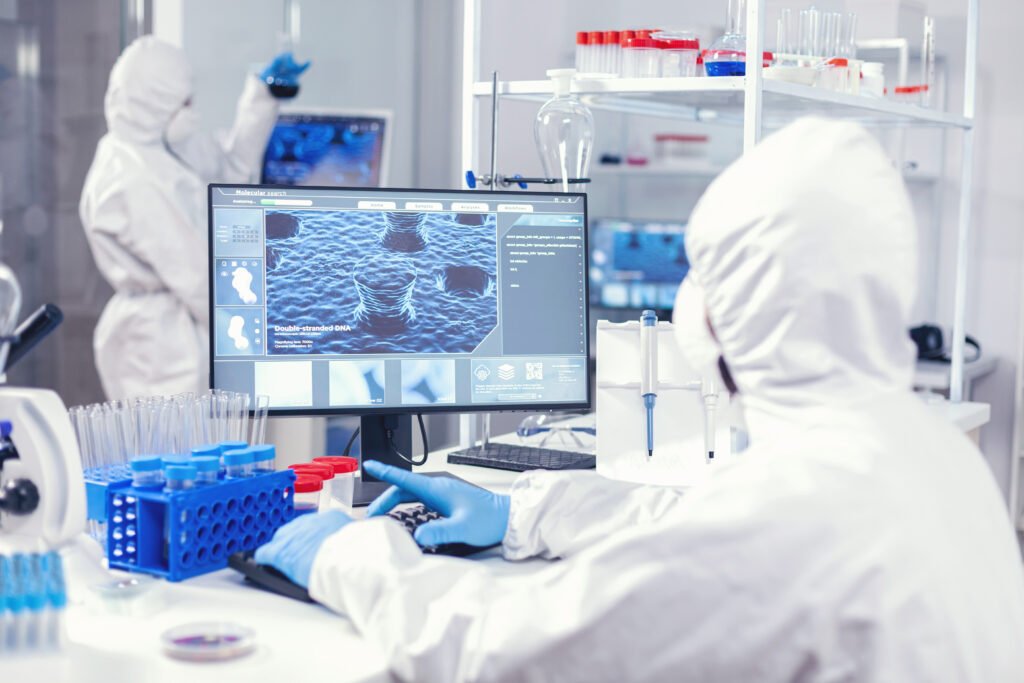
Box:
23 458 521 683
27 400 988 680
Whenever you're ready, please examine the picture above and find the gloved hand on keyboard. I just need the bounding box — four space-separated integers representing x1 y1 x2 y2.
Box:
365 461 511 548
254 509 351 587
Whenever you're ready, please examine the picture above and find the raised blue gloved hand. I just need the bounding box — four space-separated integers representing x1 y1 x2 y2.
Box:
254 509 350 587
365 460 511 548
260 51 311 87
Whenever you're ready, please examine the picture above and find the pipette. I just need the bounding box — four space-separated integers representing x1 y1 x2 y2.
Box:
640 310 658 457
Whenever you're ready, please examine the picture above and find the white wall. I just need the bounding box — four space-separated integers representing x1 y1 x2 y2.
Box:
155 0 419 185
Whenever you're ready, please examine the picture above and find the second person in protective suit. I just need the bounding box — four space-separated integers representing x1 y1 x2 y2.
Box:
79 36 309 400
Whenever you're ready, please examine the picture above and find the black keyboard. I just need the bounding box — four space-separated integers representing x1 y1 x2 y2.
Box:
387 504 497 557
448 443 596 472
229 504 495 602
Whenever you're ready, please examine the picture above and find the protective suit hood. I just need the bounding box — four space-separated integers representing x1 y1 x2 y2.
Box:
676 118 918 434
104 36 192 145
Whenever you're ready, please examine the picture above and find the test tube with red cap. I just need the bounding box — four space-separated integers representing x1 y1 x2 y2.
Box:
604 31 621 75
288 463 335 511
292 475 322 516
575 31 589 72
313 456 359 508
587 31 603 73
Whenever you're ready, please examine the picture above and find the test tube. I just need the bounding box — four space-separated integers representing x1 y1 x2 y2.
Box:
42 552 66 650
250 395 270 445
313 456 358 507
822 12 841 59
223 449 254 479
230 392 247 443
238 393 250 445
191 456 220 485
921 16 934 107
164 464 197 492
251 444 276 474
800 7 821 56
839 13 857 59
777 8 795 56
191 444 220 458
130 456 164 488
292 475 322 516
575 31 588 72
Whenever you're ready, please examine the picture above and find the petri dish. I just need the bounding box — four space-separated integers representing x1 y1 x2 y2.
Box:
162 621 256 662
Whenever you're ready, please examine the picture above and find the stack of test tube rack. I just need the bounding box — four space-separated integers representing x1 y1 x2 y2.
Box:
105 468 296 582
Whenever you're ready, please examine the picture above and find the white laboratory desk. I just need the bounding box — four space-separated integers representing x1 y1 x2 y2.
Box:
15 399 988 681
11 456 524 683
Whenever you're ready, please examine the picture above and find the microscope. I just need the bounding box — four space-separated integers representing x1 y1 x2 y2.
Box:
0 262 85 554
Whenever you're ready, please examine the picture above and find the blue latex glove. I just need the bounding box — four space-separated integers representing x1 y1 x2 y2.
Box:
365 460 511 548
254 510 350 587
259 51 311 86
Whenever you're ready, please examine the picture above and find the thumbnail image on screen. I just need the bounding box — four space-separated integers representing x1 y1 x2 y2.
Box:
590 218 688 311
265 210 497 355
261 112 387 187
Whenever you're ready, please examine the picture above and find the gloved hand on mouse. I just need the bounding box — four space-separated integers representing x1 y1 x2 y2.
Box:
255 460 511 587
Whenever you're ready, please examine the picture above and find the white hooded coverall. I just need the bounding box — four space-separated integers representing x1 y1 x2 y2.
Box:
309 119 1024 682
79 36 278 399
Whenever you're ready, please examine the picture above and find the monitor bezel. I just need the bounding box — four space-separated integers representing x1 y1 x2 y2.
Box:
207 183 591 418
260 107 393 188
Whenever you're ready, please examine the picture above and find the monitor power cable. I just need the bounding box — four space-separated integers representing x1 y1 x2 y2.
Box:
387 414 429 467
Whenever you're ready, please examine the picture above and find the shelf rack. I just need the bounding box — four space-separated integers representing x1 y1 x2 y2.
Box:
468 76 973 129
458 0 983 476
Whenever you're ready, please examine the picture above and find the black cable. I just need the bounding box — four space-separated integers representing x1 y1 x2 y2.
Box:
342 427 360 458
387 414 429 467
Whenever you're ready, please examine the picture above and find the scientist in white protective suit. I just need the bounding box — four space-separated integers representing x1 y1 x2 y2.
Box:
79 36 309 399
257 118 1024 682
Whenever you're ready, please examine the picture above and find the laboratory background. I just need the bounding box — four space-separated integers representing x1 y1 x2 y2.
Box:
1 0 1023 678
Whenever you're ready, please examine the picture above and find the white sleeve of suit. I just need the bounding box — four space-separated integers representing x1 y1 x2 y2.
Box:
175 75 279 183
501 470 687 560
309 472 700 683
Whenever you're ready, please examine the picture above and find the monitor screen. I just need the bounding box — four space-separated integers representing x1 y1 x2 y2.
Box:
209 185 590 415
589 218 688 311
260 111 390 187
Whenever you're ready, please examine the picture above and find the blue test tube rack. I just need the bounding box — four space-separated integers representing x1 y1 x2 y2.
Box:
84 465 134 522
104 470 296 582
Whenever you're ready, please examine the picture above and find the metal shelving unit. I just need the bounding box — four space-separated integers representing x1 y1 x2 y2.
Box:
458 0 982 454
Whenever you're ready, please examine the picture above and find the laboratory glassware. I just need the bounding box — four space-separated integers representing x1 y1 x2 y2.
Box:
533 68 595 192
706 0 748 75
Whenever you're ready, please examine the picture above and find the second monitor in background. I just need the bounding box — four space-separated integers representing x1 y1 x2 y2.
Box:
261 109 391 188
589 218 689 315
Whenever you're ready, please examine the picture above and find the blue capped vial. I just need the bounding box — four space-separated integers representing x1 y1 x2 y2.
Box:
130 456 164 488
223 449 254 479
250 445 276 474
218 440 248 456
190 444 221 458
191 456 220 485
164 464 198 493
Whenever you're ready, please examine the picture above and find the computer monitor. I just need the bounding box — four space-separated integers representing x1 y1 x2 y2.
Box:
589 218 688 312
208 185 590 498
260 109 391 187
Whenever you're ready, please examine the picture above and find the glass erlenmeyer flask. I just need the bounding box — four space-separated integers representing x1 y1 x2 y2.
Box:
533 69 595 192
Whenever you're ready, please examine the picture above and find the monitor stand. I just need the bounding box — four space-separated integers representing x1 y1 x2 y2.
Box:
352 413 413 506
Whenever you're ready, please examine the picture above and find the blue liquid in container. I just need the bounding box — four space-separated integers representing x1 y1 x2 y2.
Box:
706 61 746 76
